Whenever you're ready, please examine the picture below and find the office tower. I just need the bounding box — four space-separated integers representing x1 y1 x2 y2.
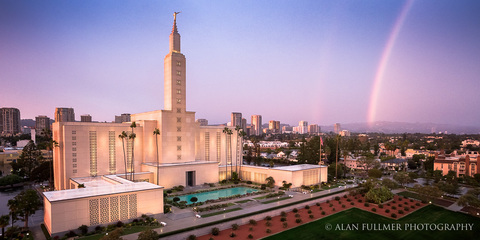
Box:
334 123 341 134
55 108 75 122
114 113 131 123
308 124 320 134
231 112 242 128
269 120 281 134
299 121 308 134
0 108 21 135
251 115 262 135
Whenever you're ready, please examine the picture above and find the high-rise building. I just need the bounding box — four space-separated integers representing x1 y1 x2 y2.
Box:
80 114 92 122
114 113 131 123
308 124 320 134
269 120 281 134
35 115 51 135
0 108 21 135
334 123 341 134
241 118 247 131
55 108 75 122
231 112 242 128
299 121 308 134
251 115 262 135
195 119 208 126
282 125 293 133
340 130 351 137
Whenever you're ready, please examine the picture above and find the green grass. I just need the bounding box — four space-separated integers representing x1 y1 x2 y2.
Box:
78 226 156 240
235 199 253 203
263 205 480 240
397 191 423 200
201 207 243 217
262 196 291 204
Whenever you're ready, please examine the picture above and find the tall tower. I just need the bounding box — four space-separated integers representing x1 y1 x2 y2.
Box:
251 115 262 135
164 12 187 112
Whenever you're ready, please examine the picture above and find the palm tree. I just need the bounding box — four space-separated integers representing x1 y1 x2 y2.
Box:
238 130 247 179
47 140 58 189
234 126 242 174
153 128 161 185
129 122 137 182
222 127 233 180
118 131 128 180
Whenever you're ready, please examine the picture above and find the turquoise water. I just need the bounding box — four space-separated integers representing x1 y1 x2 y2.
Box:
172 187 258 204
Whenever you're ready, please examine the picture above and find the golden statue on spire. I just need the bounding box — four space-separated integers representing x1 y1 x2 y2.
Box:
174 11 181 22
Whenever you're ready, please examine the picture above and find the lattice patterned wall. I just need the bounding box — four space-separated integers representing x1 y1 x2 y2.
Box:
100 197 109 223
110 196 119 222
89 199 99 226
89 193 138 226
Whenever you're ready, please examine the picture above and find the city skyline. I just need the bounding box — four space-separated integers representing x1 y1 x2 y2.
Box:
1 0 479 126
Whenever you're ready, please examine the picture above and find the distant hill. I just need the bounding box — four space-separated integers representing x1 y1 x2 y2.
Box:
321 121 480 134
21 118 54 128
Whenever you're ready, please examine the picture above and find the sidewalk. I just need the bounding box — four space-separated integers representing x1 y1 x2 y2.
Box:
122 185 355 240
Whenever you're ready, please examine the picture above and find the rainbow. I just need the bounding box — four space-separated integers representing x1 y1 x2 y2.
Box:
367 0 414 125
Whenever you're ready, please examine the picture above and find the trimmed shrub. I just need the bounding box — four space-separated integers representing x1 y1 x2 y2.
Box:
283 222 288 228
329 204 333 207
372 208 376 212
410 199 414 203
316 202 321 206
266 221 272 227
392 200 396 204
385 209 390 213
342 204 346 208
392 206 397 210
399 204 403 207
78 225 88 235
398 210 404 214
332 208 336 211
281 211 287 217
232 224 239 230
266 228 271 233
308 210 312 214
347 198 352 202
391 213 397 218
309 214 314 219
293 208 298 213
280 217 287 222
335 196 340 201
249 219 257 226
305 205 310 209
398 197 403 201
229 232 236 238
296 218 302 223
350 202 354 205
404 207 410 211
265 216 272 221
261 184 267 190
416 203 421 206
343 194 348 198
321 211 326 215
358 199 363 203
173 197 180 202
248 234 254 239
295 213 300 218
211 227 220 236
364 202 370 207
378 204 383 209
319 206 323 210
326 200 330 203
249 227 253 231
187 235 197 240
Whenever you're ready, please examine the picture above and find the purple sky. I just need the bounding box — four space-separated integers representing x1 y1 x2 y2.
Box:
1 0 479 127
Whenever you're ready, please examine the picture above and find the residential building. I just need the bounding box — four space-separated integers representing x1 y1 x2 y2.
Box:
114 113 131 123
434 151 479 177
0 107 21 135
55 108 75 122
195 119 208 126
340 130 350 137
269 120 281 134
308 124 319 134
299 121 308 134
81 114 92 122
35 115 51 135
380 158 408 171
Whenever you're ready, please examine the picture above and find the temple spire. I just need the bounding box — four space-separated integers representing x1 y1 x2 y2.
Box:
172 12 181 33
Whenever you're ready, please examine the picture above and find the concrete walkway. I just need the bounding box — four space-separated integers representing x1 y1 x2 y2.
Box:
121 185 355 240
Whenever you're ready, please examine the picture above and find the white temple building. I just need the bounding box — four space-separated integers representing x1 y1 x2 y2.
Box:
42 13 326 236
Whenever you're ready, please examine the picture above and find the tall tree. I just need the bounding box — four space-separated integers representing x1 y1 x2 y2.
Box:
129 122 137 181
11 141 43 180
118 131 128 180
0 215 9 240
7 189 42 228
222 127 233 180
153 128 161 185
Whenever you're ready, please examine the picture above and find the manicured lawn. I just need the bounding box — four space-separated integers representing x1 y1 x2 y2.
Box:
235 199 253 203
263 205 480 240
79 226 156 240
